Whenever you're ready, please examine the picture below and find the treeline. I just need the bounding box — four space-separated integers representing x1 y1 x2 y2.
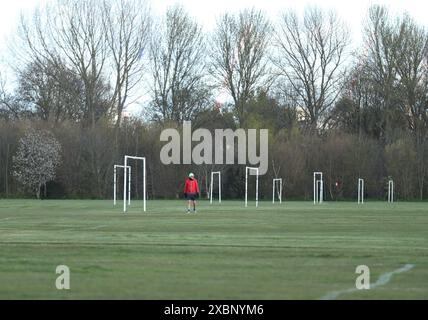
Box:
0 1 427 201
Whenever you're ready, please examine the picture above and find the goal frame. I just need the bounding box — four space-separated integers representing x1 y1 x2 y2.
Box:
210 171 222 204
123 155 146 213
388 180 394 203
272 178 283 204
245 167 259 207
114 165 131 206
358 178 364 204
313 172 323 204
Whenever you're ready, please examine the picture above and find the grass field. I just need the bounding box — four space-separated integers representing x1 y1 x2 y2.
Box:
0 199 427 299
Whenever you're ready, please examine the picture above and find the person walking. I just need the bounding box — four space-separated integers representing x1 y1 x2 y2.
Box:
184 173 200 213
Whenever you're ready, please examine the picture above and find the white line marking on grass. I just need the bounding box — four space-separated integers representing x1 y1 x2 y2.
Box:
320 264 415 300
0 217 13 222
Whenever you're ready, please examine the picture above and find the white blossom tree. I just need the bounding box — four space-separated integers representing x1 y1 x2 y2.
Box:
13 129 62 199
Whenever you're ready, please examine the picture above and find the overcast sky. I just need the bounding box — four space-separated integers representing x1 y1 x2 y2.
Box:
1 0 427 48
151 0 428 32
1 0 427 111
1 0 427 62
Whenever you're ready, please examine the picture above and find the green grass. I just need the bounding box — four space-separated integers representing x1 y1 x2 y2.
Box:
0 199 427 299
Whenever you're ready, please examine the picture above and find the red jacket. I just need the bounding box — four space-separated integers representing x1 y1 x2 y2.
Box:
184 178 200 194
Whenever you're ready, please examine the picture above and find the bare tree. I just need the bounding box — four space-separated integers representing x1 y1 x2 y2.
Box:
148 5 210 123
393 15 428 130
14 0 152 127
273 7 350 131
103 0 151 128
361 5 403 140
16 58 86 123
13 129 62 199
211 9 271 127
332 7 407 141
358 6 428 198
17 0 111 127
391 13 428 200
0 73 22 120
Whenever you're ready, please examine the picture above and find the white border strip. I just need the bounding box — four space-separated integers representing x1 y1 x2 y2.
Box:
320 264 415 300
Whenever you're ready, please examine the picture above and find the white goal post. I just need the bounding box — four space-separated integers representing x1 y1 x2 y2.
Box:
245 167 259 207
313 172 323 204
358 178 364 204
123 155 146 213
272 178 283 204
114 165 131 206
388 180 394 203
210 171 221 204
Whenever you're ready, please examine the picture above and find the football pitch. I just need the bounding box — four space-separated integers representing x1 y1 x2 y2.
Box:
0 200 427 300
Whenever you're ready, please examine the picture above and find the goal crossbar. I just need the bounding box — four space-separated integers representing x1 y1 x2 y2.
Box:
210 171 221 204
245 167 259 207
313 172 323 204
272 178 283 204
123 156 146 213
388 180 394 203
358 178 364 204
114 165 131 206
